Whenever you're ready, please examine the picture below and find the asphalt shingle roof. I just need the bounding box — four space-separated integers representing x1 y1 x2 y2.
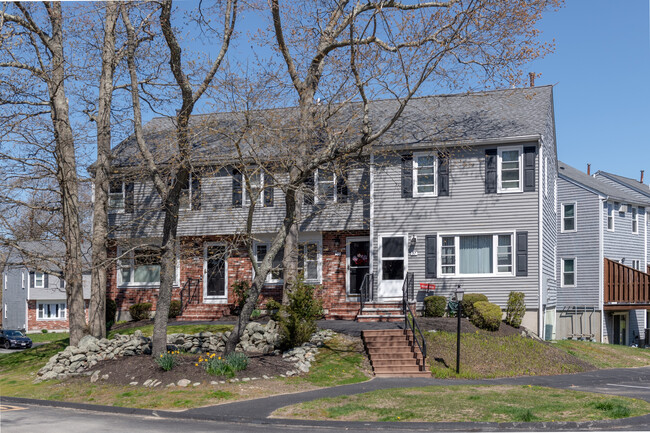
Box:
595 171 650 199
559 161 650 206
111 86 554 167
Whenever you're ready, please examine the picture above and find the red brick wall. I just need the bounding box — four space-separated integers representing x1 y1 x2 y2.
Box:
107 230 369 319
27 300 90 332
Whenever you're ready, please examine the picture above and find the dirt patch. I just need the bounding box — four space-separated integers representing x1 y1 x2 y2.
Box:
417 316 523 337
83 352 296 387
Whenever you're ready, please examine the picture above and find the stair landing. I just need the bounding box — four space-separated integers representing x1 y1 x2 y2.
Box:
362 329 430 377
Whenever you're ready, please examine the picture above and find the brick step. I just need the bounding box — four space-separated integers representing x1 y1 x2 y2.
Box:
362 329 409 337
368 351 421 360
372 365 427 374
374 371 432 378
361 307 402 312
357 315 405 322
364 340 412 348
363 335 412 343
371 358 426 368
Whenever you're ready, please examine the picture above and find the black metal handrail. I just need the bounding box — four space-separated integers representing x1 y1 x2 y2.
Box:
402 272 427 364
359 273 373 312
179 277 201 314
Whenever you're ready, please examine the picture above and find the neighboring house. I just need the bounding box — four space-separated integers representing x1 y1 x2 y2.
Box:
105 85 559 339
556 162 650 344
1 241 91 332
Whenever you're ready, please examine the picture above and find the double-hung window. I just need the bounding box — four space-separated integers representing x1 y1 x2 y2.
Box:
413 153 436 196
562 258 576 287
255 244 284 283
497 146 522 192
439 233 514 276
298 242 320 282
244 171 263 206
632 207 638 234
562 203 576 232
34 272 44 288
117 246 180 287
607 202 614 231
179 173 193 210
109 180 125 212
38 302 66 320
316 168 336 203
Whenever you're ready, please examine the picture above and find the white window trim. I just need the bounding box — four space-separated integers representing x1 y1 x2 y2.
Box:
412 152 437 197
37 301 67 321
561 202 577 233
116 246 180 288
632 207 638 234
254 242 283 285
436 232 515 277
34 272 45 289
253 234 322 284
21 272 25 290
497 145 523 193
607 202 615 232
378 233 408 285
203 242 229 302
561 257 577 288
315 168 337 204
180 173 194 211
243 171 264 207
544 157 549 198
108 181 126 214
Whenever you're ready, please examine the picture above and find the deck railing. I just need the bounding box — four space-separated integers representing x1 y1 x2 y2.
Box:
402 272 426 363
604 258 650 305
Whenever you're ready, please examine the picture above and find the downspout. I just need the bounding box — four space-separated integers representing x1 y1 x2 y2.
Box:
599 198 604 343
538 144 544 339
369 152 375 298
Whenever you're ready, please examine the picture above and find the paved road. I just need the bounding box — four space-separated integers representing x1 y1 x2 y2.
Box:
0 342 46 354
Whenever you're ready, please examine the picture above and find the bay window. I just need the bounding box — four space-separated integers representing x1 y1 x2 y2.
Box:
38 302 66 320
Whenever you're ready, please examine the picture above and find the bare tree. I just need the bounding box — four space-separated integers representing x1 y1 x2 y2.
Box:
223 0 562 352
122 0 238 356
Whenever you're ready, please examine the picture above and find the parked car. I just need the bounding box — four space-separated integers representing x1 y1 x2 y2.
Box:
0 329 33 349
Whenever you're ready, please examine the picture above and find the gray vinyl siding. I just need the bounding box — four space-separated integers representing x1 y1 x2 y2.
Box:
27 271 91 300
109 166 369 239
2 267 27 330
541 100 559 308
556 177 600 308
372 144 540 308
603 201 646 267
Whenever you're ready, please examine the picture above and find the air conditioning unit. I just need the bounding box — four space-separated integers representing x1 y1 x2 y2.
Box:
619 204 628 213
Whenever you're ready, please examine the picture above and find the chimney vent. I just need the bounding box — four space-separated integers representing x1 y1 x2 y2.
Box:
587 163 591 176
641 170 645 184
529 72 535 88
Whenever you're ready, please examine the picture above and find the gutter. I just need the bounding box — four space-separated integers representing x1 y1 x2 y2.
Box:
599 197 604 343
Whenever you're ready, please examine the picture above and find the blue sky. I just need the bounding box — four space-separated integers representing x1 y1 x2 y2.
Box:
529 0 650 182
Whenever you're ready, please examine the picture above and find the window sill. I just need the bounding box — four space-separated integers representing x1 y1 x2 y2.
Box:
117 283 181 289
438 273 515 278
203 297 228 304
561 229 577 234
496 189 524 194
37 318 66 321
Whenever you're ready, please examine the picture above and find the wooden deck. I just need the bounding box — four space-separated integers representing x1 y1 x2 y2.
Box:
604 258 650 309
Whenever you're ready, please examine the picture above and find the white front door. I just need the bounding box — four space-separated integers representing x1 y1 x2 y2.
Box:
378 234 407 299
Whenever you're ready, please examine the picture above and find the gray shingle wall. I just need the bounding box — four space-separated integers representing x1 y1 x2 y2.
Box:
2 267 27 330
372 144 540 308
556 177 601 308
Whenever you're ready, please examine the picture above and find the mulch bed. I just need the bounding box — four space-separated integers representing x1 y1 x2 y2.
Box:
83 352 295 387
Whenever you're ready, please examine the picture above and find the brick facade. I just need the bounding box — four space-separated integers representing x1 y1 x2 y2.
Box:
107 230 369 320
27 300 90 332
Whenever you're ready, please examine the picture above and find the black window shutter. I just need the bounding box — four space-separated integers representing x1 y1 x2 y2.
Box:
401 154 413 198
425 234 437 278
516 231 528 277
523 146 536 192
191 174 201 210
232 169 242 208
485 149 497 194
264 184 274 207
44 273 49 287
124 182 134 213
438 153 449 197
304 173 315 205
29 271 35 288
336 168 349 203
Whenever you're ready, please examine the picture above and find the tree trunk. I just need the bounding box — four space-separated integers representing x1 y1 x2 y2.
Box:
48 3 86 346
89 2 119 339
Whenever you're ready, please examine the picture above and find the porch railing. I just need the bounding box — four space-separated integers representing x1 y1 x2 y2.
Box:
179 278 201 314
359 273 374 312
604 258 650 306
402 272 426 363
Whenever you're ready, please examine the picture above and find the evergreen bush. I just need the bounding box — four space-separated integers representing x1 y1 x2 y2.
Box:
470 301 502 331
505 291 526 328
460 293 488 318
275 276 323 349
129 302 152 321
168 300 181 318
423 295 446 317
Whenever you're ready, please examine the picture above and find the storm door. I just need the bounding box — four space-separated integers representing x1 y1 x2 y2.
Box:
204 244 227 300
346 237 370 296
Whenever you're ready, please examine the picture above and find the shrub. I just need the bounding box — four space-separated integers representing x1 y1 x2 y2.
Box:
41 329 48 334
129 302 152 321
275 276 323 349
106 298 117 330
156 350 180 371
505 291 526 328
423 295 446 317
168 300 181 318
460 293 488 318
265 299 282 320
231 280 251 315
250 309 261 319
470 301 502 331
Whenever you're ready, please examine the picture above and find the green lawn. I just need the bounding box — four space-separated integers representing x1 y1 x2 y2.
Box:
272 385 650 422
553 340 650 369
426 331 594 379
